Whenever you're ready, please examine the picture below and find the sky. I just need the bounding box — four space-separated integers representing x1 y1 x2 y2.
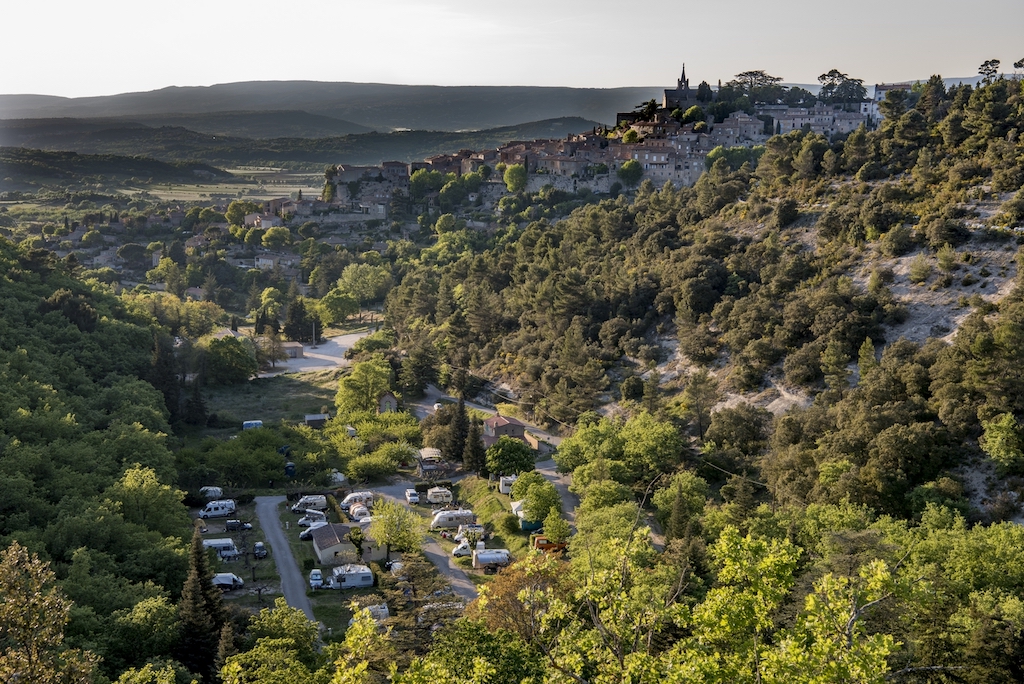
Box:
3 0 1022 97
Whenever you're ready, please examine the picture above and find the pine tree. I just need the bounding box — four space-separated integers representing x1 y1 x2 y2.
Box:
857 337 877 379
666 482 689 542
463 420 487 474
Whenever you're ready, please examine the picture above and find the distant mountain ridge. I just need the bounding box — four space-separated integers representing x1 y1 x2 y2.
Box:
0 116 604 167
0 81 660 133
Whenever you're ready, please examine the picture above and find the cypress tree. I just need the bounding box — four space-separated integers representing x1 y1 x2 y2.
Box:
148 333 180 422
463 420 487 475
183 382 208 426
450 398 469 462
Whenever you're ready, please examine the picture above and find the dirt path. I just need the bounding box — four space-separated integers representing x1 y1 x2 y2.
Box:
255 495 315 621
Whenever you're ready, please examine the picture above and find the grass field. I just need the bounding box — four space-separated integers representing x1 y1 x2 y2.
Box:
452 476 532 558
203 369 342 429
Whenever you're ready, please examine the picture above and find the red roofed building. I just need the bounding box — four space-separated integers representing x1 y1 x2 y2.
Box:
482 414 528 449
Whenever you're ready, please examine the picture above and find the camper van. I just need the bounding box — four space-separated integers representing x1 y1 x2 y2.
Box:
212 573 245 591
290 495 328 514
429 509 475 530
331 563 374 589
339 491 375 512
297 510 327 527
242 420 263 430
199 500 237 519
498 475 518 495
472 549 512 569
426 487 453 504
202 539 240 560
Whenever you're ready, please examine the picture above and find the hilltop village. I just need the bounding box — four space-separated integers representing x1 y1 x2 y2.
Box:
321 67 901 214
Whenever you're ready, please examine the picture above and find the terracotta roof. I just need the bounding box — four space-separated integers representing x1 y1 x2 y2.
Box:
484 414 526 428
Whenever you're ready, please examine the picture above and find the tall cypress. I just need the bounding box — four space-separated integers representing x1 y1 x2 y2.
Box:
450 398 469 462
148 332 180 422
463 420 486 475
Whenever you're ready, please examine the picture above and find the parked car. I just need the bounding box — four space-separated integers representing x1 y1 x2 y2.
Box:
252 541 268 559
225 519 252 531
299 521 328 540
405 488 420 504
309 569 324 590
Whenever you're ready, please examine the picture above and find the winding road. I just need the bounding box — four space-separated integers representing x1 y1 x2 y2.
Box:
255 495 315 621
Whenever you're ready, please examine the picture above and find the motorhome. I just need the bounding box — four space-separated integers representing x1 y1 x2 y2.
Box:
429 509 475 530
199 500 237 519
498 475 518 495
202 539 240 560
290 495 328 513
339 491 374 512
331 563 374 589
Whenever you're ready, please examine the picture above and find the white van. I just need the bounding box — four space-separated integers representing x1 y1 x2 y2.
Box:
202 539 240 560
199 500 237 519
339 491 374 512
290 495 328 514
429 509 475 530
242 420 263 430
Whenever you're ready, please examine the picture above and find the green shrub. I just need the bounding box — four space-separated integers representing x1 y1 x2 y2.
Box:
500 513 521 536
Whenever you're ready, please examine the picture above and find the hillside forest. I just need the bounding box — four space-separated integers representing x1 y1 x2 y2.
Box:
2 74 1024 684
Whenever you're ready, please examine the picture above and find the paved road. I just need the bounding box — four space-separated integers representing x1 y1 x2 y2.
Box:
374 480 479 601
408 383 564 450
255 495 315 620
535 458 579 525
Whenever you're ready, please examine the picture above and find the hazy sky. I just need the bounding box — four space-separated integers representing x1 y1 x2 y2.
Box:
4 0 1022 97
